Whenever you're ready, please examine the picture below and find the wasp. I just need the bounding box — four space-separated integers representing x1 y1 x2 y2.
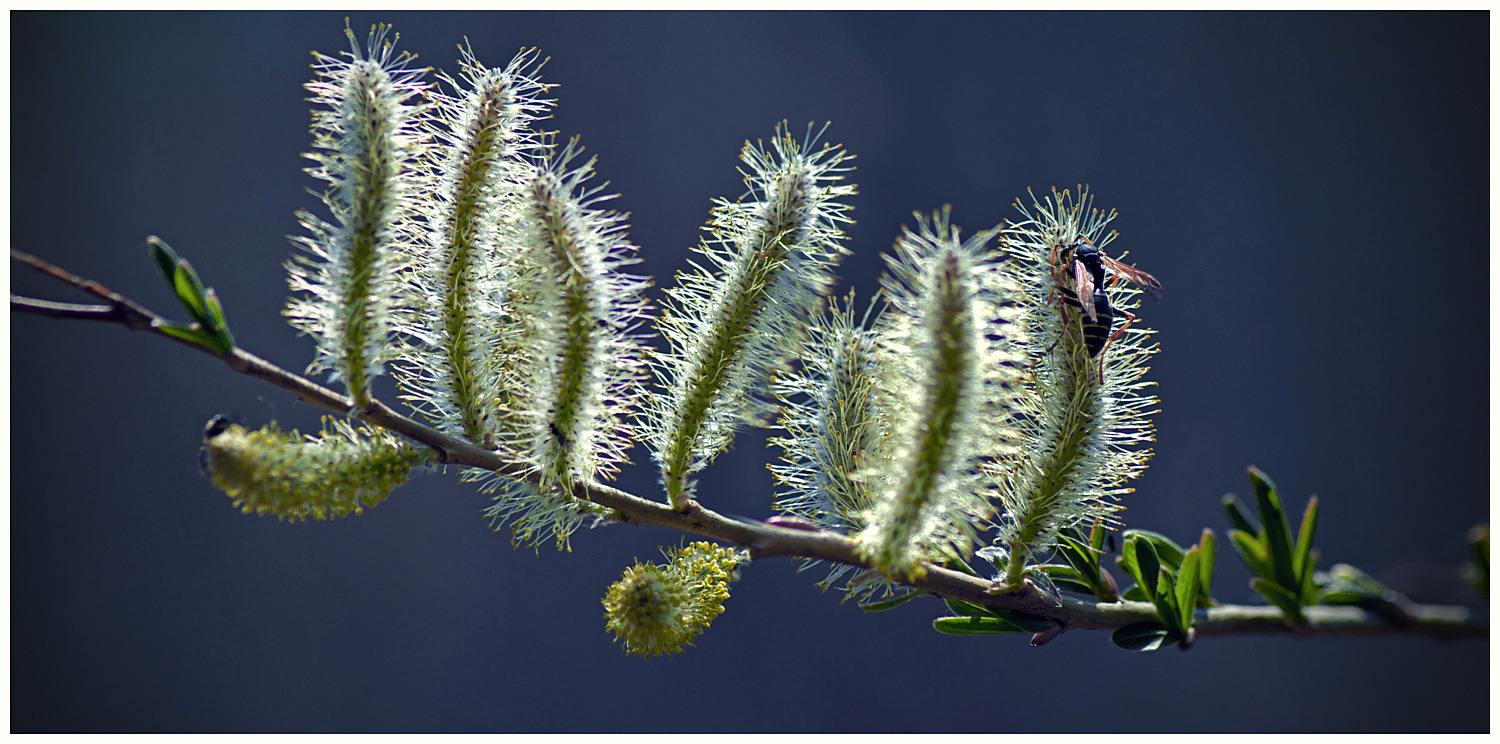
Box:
1049 237 1162 377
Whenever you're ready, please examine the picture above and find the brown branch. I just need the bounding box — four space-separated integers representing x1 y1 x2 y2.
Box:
11 251 1488 645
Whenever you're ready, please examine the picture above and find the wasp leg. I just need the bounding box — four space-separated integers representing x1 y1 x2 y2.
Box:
1095 307 1138 384
1044 288 1077 357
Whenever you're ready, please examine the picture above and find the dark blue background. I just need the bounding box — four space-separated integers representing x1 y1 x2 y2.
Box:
12 11 1488 732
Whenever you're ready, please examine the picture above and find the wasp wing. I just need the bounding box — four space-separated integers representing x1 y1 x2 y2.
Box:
1073 258 1097 321
1101 255 1163 301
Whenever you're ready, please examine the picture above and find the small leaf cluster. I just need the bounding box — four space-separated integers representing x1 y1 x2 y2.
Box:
1034 519 1120 602
148 237 234 355
1223 466 1319 623
1110 528 1216 651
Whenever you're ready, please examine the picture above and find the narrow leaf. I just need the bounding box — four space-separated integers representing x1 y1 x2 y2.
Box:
1293 495 1319 585
148 236 180 286
1222 493 1259 535
1176 547 1202 633
1299 548 1319 605
860 591 923 613
1197 528 1216 605
1251 577 1304 622
172 261 211 324
944 598 999 618
1124 529 1185 569
1249 466 1298 592
1131 536 1161 597
1228 528 1271 579
1112 622 1171 652
1052 539 1103 589
943 558 982 577
992 609 1056 634
933 616 1025 635
155 323 215 349
202 289 235 352
1151 566 1182 637
1090 519 1109 554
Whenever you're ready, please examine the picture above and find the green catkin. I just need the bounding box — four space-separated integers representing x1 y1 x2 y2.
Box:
602 542 741 657
768 294 893 597
201 417 430 521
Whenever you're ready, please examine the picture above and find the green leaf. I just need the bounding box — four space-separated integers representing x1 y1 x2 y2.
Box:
1293 496 1319 589
172 262 213 328
1130 536 1161 597
154 322 215 349
1249 466 1298 592
1318 589 1370 606
1121 585 1148 602
1176 547 1202 633
1470 525 1489 575
1115 542 1139 587
944 598 998 618
148 236 180 286
1053 538 1106 593
1222 493 1259 535
1319 563 1388 600
1111 622 1171 652
1033 564 1095 595
1251 577 1304 622
146 237 233 354
1151 567 1182 636
1053 577 1100 596
860 591 923 613
996 610 1056 634
933 616 1026 636
1197 529 1216 606
1299 548 1319 605
1228 529 1270 580
1466 525 1489 597
1090 519 1109 554
942 558 981 576
1123 529 1185 569
1054 535 1094 574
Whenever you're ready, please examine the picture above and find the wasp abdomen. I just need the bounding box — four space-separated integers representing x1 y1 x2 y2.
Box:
1058 289 1113 357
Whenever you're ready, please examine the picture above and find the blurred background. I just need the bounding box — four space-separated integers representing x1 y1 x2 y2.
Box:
11 11 1487 733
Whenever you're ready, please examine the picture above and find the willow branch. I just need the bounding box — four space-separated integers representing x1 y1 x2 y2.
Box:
11 250 1487 644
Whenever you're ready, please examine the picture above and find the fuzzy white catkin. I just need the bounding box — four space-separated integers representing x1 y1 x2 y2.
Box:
394 44 553 447
647 124 855 508
853 209 1025 579
285 23 431 409
987 187 1158 590
477 143 651 549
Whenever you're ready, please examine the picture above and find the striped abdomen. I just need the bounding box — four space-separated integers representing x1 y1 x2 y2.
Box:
1058 289 1114 357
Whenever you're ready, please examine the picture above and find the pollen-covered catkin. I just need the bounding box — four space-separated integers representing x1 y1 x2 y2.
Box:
200 416 430 521
602 542 741 657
